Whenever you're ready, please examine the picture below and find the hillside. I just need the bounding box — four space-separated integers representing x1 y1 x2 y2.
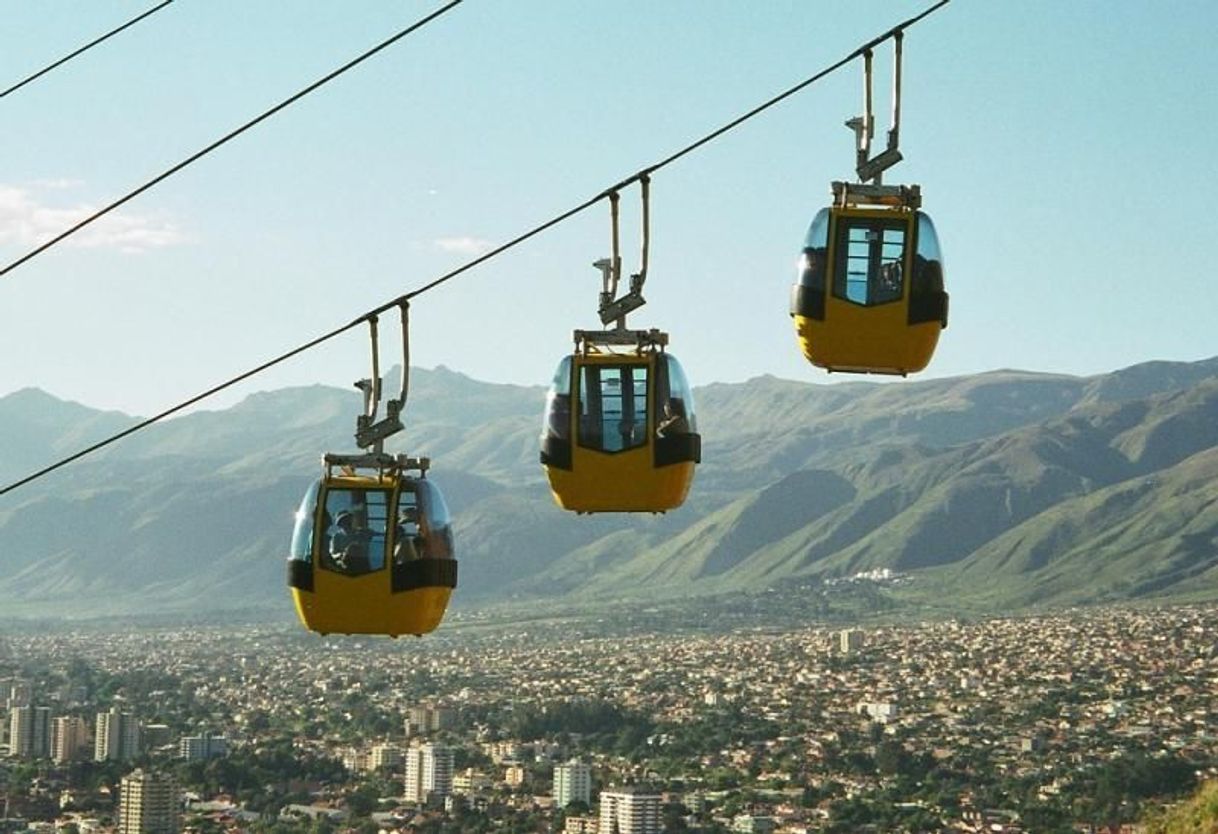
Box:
1 359 1217 620
1145 781 1218 833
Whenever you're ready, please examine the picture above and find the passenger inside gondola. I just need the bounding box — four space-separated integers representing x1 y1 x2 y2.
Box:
329 511 370 574
394 504 422 563
657 398 689 437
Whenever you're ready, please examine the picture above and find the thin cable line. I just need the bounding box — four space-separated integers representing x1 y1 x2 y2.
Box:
0 0 951 498
0 0 176 100
0 0 464 279
642 0 950 177
394 194 607 309
386 0 950 305
0 319 363 497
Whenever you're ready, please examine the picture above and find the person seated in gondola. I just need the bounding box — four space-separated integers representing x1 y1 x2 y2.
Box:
874 260 903 304
657 398 689 438
330 511 371 575
393 506 423 563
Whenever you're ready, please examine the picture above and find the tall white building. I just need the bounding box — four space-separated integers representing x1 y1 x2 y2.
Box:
119 769 179 834
554 760 591 808
598 786 661 834
404 742 454 804
9 706 51 758
179 731 227 761
52 716 90 763
96 708 141 762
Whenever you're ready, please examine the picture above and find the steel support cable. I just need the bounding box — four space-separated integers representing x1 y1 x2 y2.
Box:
0 319 364 497
0 0 177 100
0 0 464 279
384 0 949 306
0 0 950 499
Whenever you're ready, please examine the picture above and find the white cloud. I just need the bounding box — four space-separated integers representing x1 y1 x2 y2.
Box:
0 182 186 254
30 177 85 190
433 236 493 256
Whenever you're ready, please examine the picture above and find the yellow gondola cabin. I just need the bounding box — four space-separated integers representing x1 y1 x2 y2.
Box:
288 455 456 637
789 182 947 375
540 330 700 513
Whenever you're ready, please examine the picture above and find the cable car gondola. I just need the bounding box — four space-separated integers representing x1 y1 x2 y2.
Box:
789 31 947 376
541 328 700 513
288 454 455 636
790 182 946 374
287 304 457 637
540 179 701 513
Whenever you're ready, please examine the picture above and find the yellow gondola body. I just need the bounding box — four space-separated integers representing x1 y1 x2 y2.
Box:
287 463 456 637
540 343 700 513
791 186 947 376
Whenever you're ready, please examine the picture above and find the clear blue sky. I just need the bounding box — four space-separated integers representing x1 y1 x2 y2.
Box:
3 1 1217 416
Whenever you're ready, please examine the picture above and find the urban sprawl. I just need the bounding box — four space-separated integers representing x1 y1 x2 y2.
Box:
2 604 1216 833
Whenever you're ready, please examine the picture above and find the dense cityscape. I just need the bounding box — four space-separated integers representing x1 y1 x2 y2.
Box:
1 602 1215 834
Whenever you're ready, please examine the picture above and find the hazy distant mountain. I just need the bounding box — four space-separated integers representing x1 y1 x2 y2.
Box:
1 359 1217 621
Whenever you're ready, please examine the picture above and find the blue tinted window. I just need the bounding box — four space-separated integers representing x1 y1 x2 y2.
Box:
416 480 454 560
541 356 573 441
910 212 945 298
916 212 942 264
804 208 831 249
798 209 832 292
659 354 696 435
289 480 321 564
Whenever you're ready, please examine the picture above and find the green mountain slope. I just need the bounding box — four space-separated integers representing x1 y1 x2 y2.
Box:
1 358 1217 620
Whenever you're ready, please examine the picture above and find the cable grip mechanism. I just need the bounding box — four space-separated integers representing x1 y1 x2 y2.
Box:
354 301 410 453
847 31 905 184
596 175 650 328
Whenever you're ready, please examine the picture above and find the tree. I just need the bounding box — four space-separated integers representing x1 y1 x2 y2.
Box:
346 785 379 818
875 740 914 777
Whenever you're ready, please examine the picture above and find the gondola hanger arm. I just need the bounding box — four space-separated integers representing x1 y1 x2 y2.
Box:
354 302 409 452
597 176 650 328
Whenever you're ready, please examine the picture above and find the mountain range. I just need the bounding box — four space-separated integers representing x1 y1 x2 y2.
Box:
2 357 1217 622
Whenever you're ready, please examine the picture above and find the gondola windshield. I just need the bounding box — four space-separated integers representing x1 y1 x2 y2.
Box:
835 217 908 306
320 485 390 575
578 363 649 453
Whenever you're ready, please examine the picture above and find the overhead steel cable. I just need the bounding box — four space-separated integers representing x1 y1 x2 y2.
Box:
639 0 949 181
0 0 951 499
0 0 177 100
0 0 465 279
385 0 950 307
